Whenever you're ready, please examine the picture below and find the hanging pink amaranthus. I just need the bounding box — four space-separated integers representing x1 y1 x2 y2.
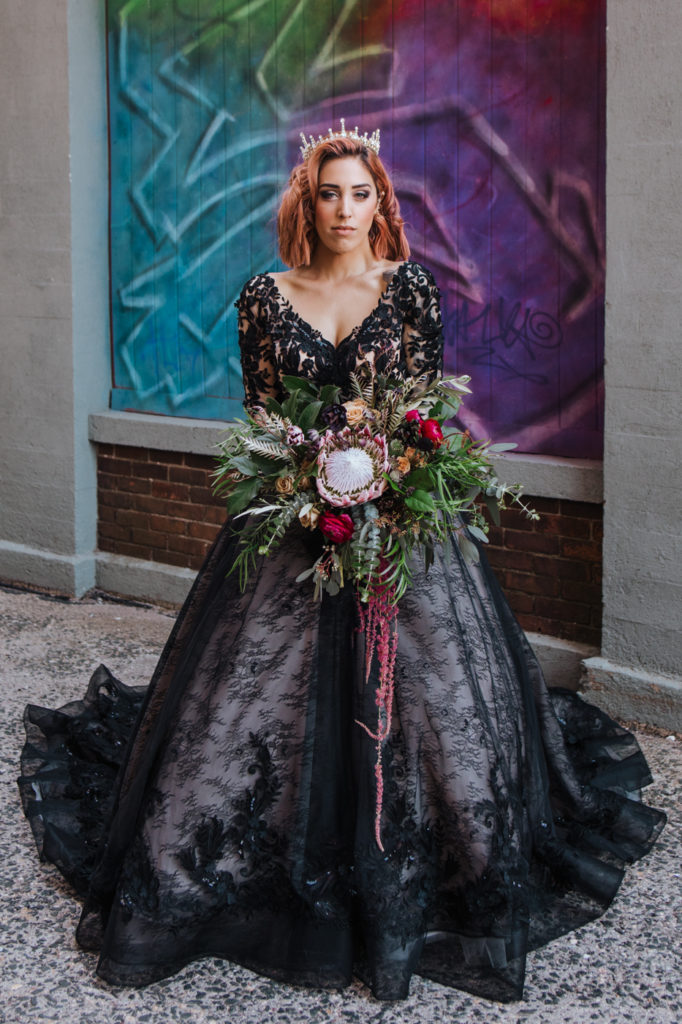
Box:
355 576 400 852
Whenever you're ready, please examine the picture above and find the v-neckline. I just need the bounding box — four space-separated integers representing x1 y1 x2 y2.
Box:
265 263 405 350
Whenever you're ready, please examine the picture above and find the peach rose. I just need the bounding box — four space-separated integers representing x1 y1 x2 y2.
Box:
275 475 295 495
343 399 369 425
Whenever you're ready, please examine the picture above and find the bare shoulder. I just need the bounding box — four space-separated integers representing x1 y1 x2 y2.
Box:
380 259 404 277
268 269 297 283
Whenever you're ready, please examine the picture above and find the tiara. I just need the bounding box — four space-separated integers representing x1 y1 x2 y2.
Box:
299 118 381 161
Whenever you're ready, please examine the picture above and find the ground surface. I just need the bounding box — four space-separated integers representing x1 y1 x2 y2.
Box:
1 585 680 1024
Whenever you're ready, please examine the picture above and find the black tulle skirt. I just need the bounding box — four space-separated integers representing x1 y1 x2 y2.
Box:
18 522 665 1002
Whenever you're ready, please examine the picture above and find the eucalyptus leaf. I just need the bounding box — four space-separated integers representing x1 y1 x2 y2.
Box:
487 442 518 453
458 534 480 565
483 493 502 527
467 524 489 544
295 566 317 582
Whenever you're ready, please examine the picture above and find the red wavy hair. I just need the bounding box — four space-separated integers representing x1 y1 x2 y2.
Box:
277 136 410 268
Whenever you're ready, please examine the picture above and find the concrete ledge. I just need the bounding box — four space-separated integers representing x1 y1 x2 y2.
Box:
490 453 603 503
89 410 228 457
0 540 96 596
89 410 603 503
95 551 195 606
582 655 682 733
528 633 598 691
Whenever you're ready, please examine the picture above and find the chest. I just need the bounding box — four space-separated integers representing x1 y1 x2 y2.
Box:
267 299 406 386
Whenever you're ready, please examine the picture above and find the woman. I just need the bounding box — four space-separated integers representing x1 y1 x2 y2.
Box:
19 123 665 1003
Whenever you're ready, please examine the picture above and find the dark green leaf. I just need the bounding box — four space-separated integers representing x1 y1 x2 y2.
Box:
298 400 324 433
225 478 263 515
319 384 342 406
281 375 319 396
229 455 260 476
383 473 404 492
405 489 436 512
249 452 289 472
405 467 436 491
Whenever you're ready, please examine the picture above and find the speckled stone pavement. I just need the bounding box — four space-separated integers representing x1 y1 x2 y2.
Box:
1 584 680 1024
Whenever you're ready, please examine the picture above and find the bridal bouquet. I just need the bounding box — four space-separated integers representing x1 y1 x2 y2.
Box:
213 367 537 849
213 367 537 602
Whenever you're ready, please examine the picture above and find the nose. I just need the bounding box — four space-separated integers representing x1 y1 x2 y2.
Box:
337 194 352 218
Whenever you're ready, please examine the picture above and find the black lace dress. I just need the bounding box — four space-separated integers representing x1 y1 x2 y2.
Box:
19 262 665 1003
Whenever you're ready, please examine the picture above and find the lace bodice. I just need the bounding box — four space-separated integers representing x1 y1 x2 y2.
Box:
236 261 444 408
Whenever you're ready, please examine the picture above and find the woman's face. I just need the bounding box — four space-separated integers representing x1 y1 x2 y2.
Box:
314 156 379 256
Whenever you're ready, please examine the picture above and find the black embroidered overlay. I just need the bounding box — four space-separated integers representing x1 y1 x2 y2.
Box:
237 261 444 409
19 263 664 1002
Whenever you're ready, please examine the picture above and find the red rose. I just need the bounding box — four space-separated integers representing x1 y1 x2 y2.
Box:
318 511 354 544
420 419 444 448
405 409 422 423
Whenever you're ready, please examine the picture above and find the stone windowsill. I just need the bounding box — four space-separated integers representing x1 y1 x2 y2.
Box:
89 410 603 503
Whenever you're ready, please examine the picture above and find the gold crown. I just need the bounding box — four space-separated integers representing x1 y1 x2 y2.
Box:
299 118 381 161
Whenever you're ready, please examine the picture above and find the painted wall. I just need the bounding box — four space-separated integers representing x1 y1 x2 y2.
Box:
107 0 605 459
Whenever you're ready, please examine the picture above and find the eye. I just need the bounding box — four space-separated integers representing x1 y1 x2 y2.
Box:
319 189 338 200
354 191 371 200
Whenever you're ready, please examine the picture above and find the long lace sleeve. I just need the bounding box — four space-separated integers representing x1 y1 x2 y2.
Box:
236 277 279 411
399 263 444 385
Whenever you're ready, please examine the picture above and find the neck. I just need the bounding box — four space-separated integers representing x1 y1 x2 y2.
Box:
306 241 378 282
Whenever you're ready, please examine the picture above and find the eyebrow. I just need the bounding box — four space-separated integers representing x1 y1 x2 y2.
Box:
319 181 373 189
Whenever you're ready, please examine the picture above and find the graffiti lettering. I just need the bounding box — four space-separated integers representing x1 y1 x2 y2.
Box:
453 299 563 385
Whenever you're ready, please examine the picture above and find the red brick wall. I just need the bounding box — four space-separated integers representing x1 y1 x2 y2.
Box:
485 497 603 647
96 446 602 644
97 444 223 569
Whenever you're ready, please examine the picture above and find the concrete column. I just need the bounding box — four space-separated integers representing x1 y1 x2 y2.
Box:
583 0 682 731
0 0 109 594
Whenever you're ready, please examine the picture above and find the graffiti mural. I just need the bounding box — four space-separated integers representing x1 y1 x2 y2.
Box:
107 0 605 457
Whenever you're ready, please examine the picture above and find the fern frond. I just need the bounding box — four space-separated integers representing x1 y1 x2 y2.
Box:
361 379 375 404
262 413 288 435
386 408 404 435
243 437 291 461
348 373 364 400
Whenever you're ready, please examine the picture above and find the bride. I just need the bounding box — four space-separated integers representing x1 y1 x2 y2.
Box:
19 120 665 1003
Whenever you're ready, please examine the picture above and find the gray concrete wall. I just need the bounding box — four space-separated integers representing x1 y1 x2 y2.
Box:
582 0 682 729
602 0 682 676
0 0 109 594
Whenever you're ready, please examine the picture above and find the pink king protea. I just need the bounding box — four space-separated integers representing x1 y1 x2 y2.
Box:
316 425 389 507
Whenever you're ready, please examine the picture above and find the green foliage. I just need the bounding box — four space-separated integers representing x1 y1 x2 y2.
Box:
212 366 537 605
